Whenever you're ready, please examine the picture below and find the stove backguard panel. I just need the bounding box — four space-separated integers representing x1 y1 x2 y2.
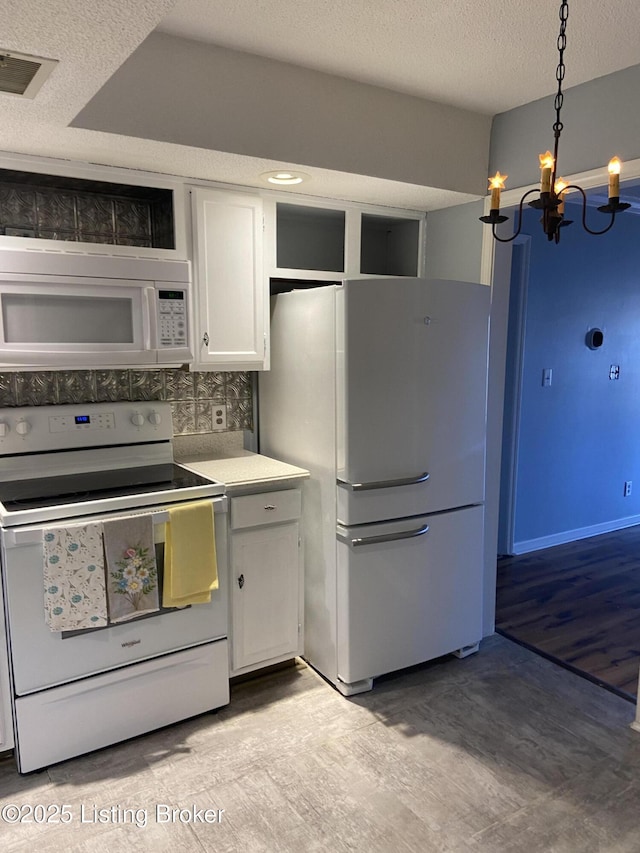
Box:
0 369 253 434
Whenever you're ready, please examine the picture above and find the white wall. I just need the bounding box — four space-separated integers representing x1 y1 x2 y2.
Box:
424 200 485 282
72 32 491 197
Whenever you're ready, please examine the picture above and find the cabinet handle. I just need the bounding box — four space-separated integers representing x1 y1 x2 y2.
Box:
202 332 210 347
264 505 277 511
238 574 245 589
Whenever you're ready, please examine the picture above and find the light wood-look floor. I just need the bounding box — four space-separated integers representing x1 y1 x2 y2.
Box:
1 635 639 852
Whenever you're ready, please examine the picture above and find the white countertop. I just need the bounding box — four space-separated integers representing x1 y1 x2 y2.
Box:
177 449 309 491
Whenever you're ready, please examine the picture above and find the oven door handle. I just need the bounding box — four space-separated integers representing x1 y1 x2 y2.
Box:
3 511 172 549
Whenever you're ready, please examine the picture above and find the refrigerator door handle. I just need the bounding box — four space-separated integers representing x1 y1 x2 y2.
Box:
337 472 430 492
337 524 430 548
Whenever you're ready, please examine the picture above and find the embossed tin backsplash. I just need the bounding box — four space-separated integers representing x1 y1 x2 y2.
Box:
0 370 253 434
0 170 174 248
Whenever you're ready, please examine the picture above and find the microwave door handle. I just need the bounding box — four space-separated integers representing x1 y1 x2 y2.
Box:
143 287 156 350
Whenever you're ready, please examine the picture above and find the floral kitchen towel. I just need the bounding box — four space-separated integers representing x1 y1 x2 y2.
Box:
43 522 108 632
103 514 159 623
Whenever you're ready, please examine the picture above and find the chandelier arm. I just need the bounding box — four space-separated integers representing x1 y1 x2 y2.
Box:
563 184 617 236
490 188 541 243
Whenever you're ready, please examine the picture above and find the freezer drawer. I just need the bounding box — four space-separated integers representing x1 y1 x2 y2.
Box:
336 505 483 686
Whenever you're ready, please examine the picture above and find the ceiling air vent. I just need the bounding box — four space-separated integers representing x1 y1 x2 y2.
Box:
0 50 58 98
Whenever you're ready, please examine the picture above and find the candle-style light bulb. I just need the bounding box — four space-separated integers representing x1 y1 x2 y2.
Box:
608 157 621 199
554 178 567 214
488 171 507 211
539 151 555 193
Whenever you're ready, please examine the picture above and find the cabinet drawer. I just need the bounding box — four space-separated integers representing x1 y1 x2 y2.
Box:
231 489 301 530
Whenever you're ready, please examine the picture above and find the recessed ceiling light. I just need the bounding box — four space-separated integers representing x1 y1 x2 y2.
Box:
261 171 310 186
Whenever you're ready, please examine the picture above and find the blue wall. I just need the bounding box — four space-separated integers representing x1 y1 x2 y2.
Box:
512 203 640 550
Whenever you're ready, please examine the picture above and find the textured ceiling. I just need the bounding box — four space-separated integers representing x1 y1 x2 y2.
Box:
159 0 640 115
1 0 640 209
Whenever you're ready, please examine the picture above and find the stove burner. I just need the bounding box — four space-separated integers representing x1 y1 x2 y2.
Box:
8 492 92 507
0 464 217 513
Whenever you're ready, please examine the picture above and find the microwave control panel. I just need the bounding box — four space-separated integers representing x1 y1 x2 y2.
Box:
158 290 187 348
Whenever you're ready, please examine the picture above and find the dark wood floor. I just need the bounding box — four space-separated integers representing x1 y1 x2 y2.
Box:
495 525 640 701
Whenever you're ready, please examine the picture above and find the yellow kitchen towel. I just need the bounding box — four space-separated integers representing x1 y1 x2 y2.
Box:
162 500 218 607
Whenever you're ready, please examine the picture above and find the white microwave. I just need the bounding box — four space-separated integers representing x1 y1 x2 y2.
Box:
0 251 193 369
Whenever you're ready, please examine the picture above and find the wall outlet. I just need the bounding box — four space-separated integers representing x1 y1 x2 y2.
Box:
624 480 632 497
211 404 227 431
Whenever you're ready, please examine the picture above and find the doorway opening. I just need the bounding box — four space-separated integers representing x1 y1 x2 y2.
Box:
494 180 640 701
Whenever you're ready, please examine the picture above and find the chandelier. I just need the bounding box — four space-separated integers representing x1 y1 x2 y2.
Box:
480 0 629 244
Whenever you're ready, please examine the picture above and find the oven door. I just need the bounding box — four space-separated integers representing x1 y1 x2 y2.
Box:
0 498 228 695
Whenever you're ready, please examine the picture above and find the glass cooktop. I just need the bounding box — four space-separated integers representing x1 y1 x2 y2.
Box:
0 464 220 513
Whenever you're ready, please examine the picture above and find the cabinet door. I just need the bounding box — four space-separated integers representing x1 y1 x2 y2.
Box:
190 187 268 370
231 521 301 673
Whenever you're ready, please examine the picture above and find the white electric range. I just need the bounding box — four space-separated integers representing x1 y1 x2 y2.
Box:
0 401 229 773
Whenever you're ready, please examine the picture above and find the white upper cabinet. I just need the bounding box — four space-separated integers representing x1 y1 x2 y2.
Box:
273 202 346 277
190 187 268 371
264 196 425 282
360 213 422 277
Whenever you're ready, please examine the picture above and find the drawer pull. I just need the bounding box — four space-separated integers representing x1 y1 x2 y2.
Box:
238 574 245 589
264 505 277 511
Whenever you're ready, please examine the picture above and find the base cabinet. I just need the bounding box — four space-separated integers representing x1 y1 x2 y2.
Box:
229 489 303 675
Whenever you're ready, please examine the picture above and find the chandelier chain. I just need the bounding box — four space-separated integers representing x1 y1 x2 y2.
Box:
553 0 569 137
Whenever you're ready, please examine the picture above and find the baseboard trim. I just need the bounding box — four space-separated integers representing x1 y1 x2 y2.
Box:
512 514 640 555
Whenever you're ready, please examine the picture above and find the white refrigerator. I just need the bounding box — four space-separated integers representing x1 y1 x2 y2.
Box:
259 277 490 695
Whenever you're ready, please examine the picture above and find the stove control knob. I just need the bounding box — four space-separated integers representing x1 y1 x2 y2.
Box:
130 413 145 427
0 421 8 437
16 420 31 436
148 411 162 426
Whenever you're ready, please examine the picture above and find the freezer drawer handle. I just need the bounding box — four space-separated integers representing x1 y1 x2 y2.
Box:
337 472 430 492
338 524 429 548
